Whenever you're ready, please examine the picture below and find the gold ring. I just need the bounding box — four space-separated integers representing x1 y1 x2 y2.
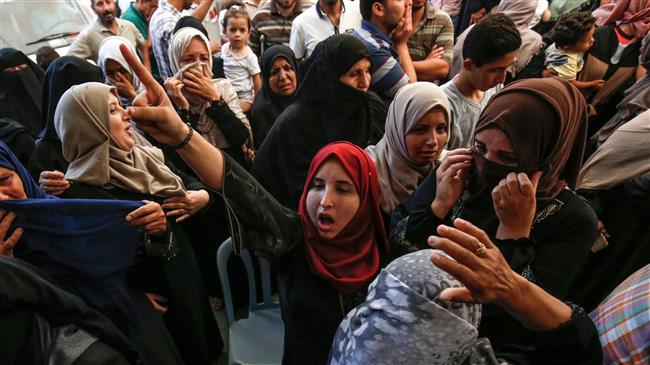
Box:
475 241 487 257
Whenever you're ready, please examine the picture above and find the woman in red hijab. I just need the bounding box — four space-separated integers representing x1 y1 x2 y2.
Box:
218 141 389 364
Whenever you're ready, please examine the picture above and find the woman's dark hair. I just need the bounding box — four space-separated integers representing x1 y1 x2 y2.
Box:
222 2 251 30
462 14 522 67
550 11 597 48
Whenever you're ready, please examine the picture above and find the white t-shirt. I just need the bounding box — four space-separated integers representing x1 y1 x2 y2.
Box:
222 43 261 103
290 0 362 59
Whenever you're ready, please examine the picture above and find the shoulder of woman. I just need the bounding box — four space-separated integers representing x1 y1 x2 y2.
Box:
535 190 598 235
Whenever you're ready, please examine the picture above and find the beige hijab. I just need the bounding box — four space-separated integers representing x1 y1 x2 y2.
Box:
366 82 451 213
168 27 252 149
54 82 187 197
577 109 650 190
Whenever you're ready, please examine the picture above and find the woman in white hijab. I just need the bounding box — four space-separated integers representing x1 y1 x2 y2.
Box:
98 36 145 105
366 82 451 215
165 26 254 167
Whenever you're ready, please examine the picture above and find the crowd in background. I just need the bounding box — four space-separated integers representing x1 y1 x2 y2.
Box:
0 0 649 364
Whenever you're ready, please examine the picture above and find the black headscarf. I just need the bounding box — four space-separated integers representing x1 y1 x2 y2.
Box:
0 48 44 136
172 16 225 78
0 117 35 167
29 56 103 176
251 34 375 209
250 45 299 148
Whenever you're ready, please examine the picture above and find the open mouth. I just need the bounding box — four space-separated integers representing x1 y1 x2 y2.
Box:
317 212 334 231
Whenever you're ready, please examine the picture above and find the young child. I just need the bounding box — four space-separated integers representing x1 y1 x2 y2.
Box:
221 4 261 113
544 11 605 89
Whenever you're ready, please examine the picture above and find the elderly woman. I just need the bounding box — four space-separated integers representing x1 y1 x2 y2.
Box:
390 77 598 364
53 82 222 365
165 25 253 168
250 45 299 149
365 82 451 222
252 34 375 209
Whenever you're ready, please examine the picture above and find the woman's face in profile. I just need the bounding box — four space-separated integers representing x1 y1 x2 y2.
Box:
306 159 360 239
0 167 27 200
339 58 371 93
107 92 135 151
269 57 297 96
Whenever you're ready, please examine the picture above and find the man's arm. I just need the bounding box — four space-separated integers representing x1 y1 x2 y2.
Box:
191 0 214 21
67 32 92 60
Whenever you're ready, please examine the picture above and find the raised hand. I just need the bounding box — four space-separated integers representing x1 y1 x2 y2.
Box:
119 43 189 146
492 170 542 239
431 148 473 219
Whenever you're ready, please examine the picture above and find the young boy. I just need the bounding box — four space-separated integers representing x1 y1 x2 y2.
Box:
544 11 605 89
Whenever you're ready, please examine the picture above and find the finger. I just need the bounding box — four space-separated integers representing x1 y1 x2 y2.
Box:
518 172 535 198
428 234 480 268
40 179 70 187
435 224 488 255
3 227 23 253
430 251 479 288
529 170 542 192
439 287 476 303
445 161 472 179
440 153 473 171
41 170 66 179
175 214 192 223
452 218 495 249
165 209 185 217
127 105 168 123
491 187 503 209
0 212 16 241
144 221 166 233
161 201 187 210
126 202 156 221
119 43 158 92
506 172 520 195
444 148 473 157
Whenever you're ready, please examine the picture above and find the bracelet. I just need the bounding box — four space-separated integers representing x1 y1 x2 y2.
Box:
173 123 194 150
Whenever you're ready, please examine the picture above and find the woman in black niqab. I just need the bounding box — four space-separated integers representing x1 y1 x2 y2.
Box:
0 48 44 136
251 34 374 209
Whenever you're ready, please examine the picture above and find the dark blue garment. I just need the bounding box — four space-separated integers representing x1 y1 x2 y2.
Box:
0 140 146 327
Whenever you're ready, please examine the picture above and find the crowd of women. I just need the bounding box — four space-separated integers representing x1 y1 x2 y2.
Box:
0 0 648 364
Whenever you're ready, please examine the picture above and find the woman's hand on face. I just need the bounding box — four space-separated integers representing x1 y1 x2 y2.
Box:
427 218 524 307
0 210 22 257
162 190 209 223
110 73 137 100
163 78 190 110
431 148 473 219
126 201 167 235
492 171 542 240
119 44 189 146
182 67 221 103
38 170 70 196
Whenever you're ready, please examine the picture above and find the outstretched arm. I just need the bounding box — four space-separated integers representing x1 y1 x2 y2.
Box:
119 44 226 191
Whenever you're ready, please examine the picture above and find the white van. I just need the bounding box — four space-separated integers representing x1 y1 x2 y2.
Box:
0 0 96 62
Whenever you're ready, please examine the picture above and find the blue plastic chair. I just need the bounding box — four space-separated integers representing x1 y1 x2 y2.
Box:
217 237 284 365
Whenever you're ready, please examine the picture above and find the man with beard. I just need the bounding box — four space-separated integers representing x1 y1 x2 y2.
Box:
68 0 147 65
150 0 213 79
122 0 160 77
407 0 454 82
249 0 316 56
289 0 362 60
354 0 417 101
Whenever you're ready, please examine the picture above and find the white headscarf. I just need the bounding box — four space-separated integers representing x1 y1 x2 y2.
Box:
98 36 145 94
167 27 252 149
366 82 451 214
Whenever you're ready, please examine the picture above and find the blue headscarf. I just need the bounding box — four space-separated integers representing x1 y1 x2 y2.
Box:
0 141 145 328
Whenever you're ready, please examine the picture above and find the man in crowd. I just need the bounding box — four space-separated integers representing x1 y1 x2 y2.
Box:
249 0 316 56
354 0 417 101
150 0 214 79
68 0 147 64
407 0 454 82
122 0 160 77
289 0 362 60
441 14 520 149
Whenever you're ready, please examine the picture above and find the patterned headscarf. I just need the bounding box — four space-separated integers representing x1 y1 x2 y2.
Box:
329 250 502 365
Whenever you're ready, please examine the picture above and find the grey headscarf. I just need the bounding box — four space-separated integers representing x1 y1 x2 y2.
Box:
54 82 187 197
168 27 252 149
329 250 505 365
365 82 451 214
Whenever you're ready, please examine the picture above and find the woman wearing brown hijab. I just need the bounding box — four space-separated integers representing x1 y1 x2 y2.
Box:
391 77 599 365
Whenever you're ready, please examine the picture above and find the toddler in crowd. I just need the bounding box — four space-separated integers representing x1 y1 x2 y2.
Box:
221 4 261 113
544 11 605 89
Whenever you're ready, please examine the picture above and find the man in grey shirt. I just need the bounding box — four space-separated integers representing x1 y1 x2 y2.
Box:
441 14 521 149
